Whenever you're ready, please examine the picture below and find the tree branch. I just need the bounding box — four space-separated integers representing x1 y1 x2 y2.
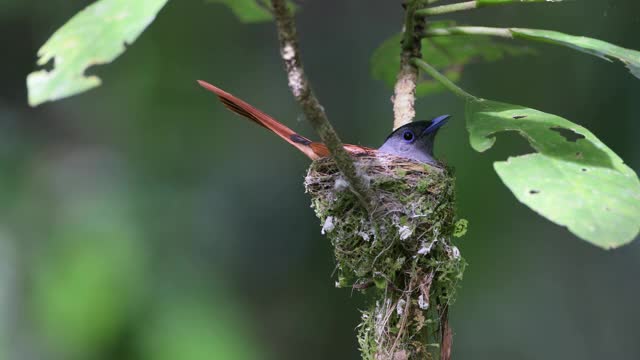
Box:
392 0 426 130
269 0 373 211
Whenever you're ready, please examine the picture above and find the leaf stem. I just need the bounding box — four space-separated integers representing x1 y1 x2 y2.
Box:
423 26 513 38
270 0 374 211
415 1 478 16
411 58 477 101
416 0 564 16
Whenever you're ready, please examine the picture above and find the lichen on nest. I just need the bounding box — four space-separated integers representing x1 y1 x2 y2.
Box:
305 153 466 360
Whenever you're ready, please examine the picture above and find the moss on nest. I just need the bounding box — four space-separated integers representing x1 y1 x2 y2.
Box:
305 153 466 360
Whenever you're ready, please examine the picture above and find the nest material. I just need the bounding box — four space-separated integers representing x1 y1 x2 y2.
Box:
305 153 466 360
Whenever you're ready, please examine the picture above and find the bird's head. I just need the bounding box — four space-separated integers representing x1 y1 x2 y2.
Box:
378 115 450 165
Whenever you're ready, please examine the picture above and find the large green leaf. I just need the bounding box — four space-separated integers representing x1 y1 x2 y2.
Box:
371 28 532 97
27 0 168 106
467 98 640 248
207 0 297 23
510 28 640 79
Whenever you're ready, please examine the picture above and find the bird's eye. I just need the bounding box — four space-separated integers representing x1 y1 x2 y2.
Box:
402 130 415 142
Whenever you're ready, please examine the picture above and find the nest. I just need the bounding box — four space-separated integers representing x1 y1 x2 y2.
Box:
305 153 467 360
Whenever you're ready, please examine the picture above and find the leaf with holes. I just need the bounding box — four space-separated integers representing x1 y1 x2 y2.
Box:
27 0 168 106
371 29 533 97
510 28 640 79
467 98 640 248
207 0 297 23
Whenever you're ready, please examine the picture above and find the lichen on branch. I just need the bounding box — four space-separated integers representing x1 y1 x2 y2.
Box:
393 0 426 130
270 0 374 210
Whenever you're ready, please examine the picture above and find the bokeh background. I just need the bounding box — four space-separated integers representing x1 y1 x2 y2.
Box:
1 0 639 359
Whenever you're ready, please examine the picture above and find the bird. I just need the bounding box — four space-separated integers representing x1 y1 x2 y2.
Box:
197 80 449 165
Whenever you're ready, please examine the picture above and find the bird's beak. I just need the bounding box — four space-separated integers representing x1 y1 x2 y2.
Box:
423 114 451 135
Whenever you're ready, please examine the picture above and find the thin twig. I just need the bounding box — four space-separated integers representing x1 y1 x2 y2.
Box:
416 1 478 16
392 0 425 130
440 306 452 360
269 0 373 211
415 0 562 16
423 26 513 38
389 260 419 357
412 58 476 101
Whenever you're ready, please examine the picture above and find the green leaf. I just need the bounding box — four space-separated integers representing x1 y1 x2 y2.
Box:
412 57 639 248
510 28 640 79
466 98 640 248
26 0 168 106
370 33 403 92
206 0 272 22
453 219 469 238
371 28 532 97
207 0 297 23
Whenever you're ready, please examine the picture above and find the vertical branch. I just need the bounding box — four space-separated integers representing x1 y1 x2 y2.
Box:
440 307 453 360
271 3 459 359
270 0 373 211
393 1 425 130
396 4 455 358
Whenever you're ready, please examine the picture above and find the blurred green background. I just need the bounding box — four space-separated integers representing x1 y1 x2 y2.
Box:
1 0 639 359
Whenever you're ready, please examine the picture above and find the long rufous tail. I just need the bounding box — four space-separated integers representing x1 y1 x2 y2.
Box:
197 80 326 160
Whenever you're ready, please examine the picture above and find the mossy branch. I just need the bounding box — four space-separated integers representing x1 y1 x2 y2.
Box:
392 0 425 130
270 0 374 211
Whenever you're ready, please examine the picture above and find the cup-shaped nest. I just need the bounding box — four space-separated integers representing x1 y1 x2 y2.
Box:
305 153 466 358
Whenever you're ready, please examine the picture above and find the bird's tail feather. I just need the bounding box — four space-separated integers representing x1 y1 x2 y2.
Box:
197 80 320 160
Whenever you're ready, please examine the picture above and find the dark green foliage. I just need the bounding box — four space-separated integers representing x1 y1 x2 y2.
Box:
371 22 533 97
207 0 297 23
